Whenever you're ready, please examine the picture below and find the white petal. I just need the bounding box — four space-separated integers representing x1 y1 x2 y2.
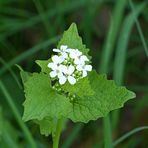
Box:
53 49 60 53
75 49 82 56
69 52 77 59
82 70 87 77
50 71 57 78
48 63 57 70
76 65 83 71
85 65 92 71
57 72 63 78
74 58 81 65
65 48 72 53
80 55 89 62
61 52 68 58
59 65 67 73
59 56 65 63
68 76 76 85
52 55 60 63
66 48 73 53
52 55 64 64
68 65 75 75
59 75 67 85
60 45 68 51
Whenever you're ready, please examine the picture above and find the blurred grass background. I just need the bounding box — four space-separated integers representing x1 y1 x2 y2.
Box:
0 0 148 148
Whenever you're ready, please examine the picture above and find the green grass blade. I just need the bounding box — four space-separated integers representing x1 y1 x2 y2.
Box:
0 57 22 89
129 0 148 58
62 123 84 148
0 7 32 17
99 0 128 73
2 131 18 148
113 126 148 146
99 0 128 147
0 0 96 41
0 80 37 148
112 3 146 130
33 0 51 36
0 36 60 76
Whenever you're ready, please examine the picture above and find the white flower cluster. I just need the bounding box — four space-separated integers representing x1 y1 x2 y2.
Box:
48 45 92 85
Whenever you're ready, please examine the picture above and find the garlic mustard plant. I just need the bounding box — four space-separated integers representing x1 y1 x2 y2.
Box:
19 23 136 148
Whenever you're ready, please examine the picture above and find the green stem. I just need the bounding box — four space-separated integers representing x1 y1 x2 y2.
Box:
53 118 63 148
103 116 112 148
0 80 37 148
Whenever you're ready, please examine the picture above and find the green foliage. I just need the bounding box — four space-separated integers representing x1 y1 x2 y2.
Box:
35 117 57 136
61 76 94 97
36 59 52 74
57 23 90 57
22 73 71 122
20 23 135 136
0 107 3 140
0 121 20 148
0 108 21 147
66 70 135 123
17 65 32 84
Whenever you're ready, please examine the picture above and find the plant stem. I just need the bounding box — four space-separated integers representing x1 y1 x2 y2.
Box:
103 116 112 148
53 118 63 148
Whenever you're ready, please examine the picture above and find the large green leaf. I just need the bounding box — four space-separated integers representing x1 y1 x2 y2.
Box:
66 71 135 123
57 23 90 56
22 70 135 124
61 76 94 97
22 73 71 122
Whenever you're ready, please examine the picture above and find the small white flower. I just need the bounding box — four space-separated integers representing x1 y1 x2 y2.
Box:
74 55 89 65
49 65 63 78
60 65 76 85
69 49 82 59
53 45 68 58
76 64 92 77
48 55 64 70
52 55 64 64
53 45 68 53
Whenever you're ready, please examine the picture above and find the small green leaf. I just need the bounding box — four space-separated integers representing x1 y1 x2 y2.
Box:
35 117 68 136
67 70 136 123
61 76 94 97
58 23 90 56
36 59 51 74
22 73 71 122
35 117 56 136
